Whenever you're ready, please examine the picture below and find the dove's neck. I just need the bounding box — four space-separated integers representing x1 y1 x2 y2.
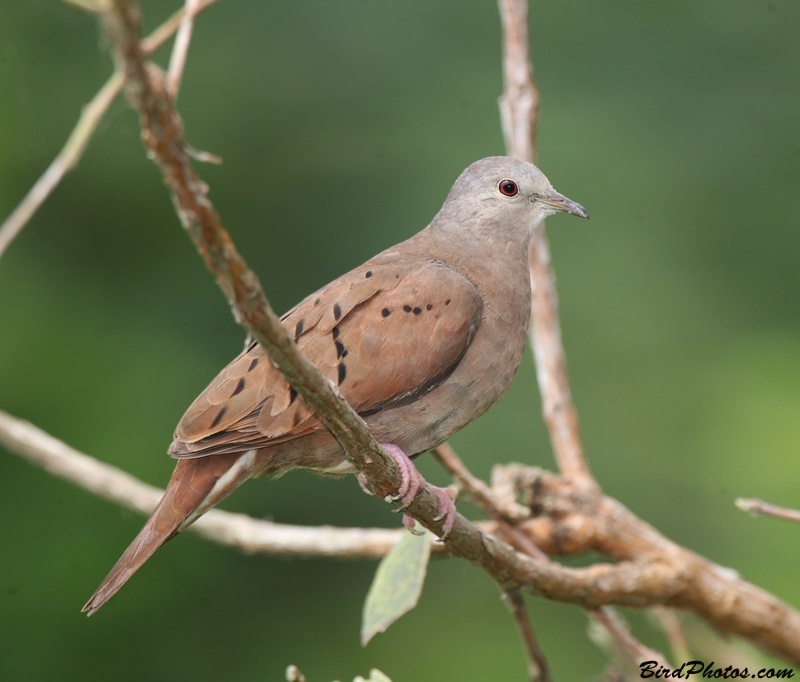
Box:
421 209 543 284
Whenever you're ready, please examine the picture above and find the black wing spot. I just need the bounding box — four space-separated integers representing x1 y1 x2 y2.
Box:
248 358 259 372
314 297 321 306
289 386 298 405
294 319 305 338
403 305 412 313
231 378 246 397
333 303 342 321
412 307 422 315
210 406 227 429
337 363 347 385
381 307 391 318
426 304 433 311
365 270 373 278
335 338 346 359
445 299 452 305
332 326 340 340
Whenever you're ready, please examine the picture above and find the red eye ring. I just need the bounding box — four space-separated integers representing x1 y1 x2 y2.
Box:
498 179 519 197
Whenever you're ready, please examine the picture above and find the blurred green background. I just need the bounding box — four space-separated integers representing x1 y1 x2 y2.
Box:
2 1 799 679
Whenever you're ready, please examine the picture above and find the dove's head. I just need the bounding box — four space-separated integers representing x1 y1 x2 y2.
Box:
433 156 588 245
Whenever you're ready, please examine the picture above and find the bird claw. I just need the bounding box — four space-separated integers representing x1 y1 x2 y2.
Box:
430 486 458 539
402 513 425 535
356 472 375 496
380 443 458 539
380 444 420 505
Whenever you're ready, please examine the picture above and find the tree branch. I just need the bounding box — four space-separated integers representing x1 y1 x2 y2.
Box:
513 468 800 663
0 409 409 559
736 497 800 524
4 409 800 662
95 0 608 601
100 0 397 490
503 589 552 682
498 0 594 486
0 0 218 261
592 607 670 671
166 0 202 98
4 0 799 671
434 443 547 560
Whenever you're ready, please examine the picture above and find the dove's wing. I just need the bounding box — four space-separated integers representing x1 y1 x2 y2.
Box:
170 255 482 458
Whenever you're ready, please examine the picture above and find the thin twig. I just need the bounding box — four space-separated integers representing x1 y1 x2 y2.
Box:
141 0 217 55
433 442 528 521
0 73 120 259
0 0 218 260
592 607 671 671
736 497 800 524
167 0 202 98
504 589 552 682
433 443 547 560
497 0 594 486
651 607 692 664
498 0 537 164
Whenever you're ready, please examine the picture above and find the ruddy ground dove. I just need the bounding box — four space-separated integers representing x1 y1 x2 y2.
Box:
83 156 588 615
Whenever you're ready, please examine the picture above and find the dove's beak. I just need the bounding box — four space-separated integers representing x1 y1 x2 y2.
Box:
535 190 589 219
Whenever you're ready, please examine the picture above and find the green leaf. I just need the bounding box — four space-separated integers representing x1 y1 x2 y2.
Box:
361 524 432 646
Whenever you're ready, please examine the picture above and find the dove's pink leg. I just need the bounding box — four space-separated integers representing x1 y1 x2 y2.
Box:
381 443 458 538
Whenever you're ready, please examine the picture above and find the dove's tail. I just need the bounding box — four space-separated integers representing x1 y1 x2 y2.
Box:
82 449 258 616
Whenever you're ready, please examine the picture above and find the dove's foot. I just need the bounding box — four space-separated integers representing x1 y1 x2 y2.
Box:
380 443 458 539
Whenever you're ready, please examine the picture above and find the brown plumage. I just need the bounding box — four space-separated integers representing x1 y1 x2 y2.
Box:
83 156 588 615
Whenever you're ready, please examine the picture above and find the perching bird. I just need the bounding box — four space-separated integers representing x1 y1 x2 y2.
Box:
83 156 588 615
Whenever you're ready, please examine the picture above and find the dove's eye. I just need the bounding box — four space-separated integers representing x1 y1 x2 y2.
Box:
498 179 519 197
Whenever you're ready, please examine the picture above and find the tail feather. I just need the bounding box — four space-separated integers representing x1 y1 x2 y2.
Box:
82 450 256 616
